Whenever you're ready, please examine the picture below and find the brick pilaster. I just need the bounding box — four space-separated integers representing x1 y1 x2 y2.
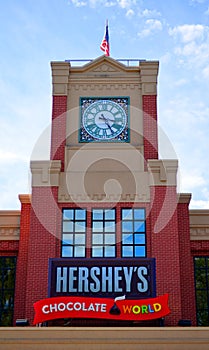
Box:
13 195 31 324
150 186 182 326
177 195 196 325
25 187 60 324
143 95 158 162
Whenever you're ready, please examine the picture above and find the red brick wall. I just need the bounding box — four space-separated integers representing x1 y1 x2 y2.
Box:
150 186 182 326
50 95 67 170
25 187 61 325
143 95 158 163
13 199 31 324
191 240 209 254
0 241 19 255
177 202 196 325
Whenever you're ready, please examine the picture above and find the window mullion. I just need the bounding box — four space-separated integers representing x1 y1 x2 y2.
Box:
91 209 116 258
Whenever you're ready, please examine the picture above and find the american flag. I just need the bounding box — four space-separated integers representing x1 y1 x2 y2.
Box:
100 20 110 56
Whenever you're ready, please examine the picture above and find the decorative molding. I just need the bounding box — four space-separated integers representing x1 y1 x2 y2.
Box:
140 61 159 96
30 160 61 187
58 193 150 203
53 84 68 95
0 211 20 241
140 61 159 80
148 160 178 186
178 193 192 204
68 83 140 92
190 227 209 240
142 83 157 95
0 227 20 240
51 62 70 96
90 63 120 73
19 194 31 204
190 209 209 240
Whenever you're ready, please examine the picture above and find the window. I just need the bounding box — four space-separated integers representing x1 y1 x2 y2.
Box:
121 208 146 258
61 207 146 259
194 257 209 326
62 209 86 257
0 257 16 326
92 209 116 257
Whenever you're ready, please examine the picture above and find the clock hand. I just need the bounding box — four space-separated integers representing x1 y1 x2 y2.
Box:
99 113 108 122
99 114 114 122
106 122 114 133
100 114 114 133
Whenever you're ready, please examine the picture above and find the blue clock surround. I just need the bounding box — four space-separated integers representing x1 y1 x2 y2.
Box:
79 96 130 143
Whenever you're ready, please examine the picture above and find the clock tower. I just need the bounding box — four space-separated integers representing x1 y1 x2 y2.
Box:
22 55 196 326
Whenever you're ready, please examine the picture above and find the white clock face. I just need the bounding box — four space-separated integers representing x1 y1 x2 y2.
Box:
80 98 129 142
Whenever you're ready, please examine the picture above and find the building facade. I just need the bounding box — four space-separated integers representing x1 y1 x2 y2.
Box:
0 56 209 327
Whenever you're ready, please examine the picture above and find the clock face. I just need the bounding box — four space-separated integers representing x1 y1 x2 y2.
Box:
80 98 129 142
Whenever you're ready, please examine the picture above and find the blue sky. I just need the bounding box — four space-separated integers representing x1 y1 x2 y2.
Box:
1 0 209 209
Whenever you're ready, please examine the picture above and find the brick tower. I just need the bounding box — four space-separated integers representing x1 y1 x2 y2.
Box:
13 56 196 326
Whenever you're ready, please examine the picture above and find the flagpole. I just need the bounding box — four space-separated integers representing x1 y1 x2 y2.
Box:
100 20 110 56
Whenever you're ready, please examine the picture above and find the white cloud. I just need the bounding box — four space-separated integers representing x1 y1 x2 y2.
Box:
126 9 134 17
0 162 31 210
160 52 171 64
190 199 209 209
138 19 162 38
141 8 161 17
169 24 205 43
190 187 209 209
69 0 139 10
181 172 206 191
117 0 135 9
89 0 100 7
70 0 136 8
202 65 209 77
70 0 87 6
190 0 206 3
169 24 209 75
104 1 116 6
148 19 163 30
0 151 28 163
174 78 187 86
159 92 209 210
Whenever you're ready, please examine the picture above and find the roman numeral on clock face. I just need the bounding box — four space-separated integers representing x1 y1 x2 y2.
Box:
86 113 94 121
94 104 104 112
86 124 101 136
111 123 122 131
